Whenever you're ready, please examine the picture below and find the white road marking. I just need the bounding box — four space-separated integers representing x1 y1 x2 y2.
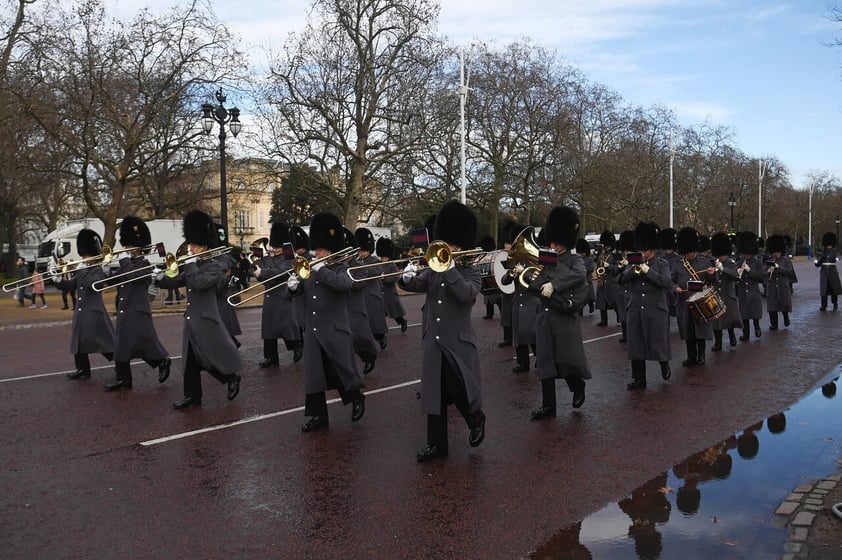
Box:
0 357 183 383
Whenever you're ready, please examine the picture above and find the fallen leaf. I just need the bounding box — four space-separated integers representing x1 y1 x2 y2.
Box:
659 486 673 494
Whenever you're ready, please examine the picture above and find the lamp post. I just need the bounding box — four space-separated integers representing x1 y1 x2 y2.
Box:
727 191 736 232
836 215 840 242
201 88 241 234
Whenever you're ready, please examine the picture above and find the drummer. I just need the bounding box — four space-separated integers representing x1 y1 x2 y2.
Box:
671 227 716 367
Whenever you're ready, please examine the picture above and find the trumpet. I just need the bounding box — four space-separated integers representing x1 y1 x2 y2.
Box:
91 246 231 292
228 246 358 306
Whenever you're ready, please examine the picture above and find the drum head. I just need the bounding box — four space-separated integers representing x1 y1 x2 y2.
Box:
493 251 515 294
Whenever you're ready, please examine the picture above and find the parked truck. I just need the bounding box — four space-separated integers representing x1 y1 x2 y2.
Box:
36 218 185 275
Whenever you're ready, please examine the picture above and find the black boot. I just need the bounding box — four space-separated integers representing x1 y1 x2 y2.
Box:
783 312 790 327
696 340 706 365
712 330 722 352
728 328 737 347
740 320 750 341
618 322 627 343
769 312 778 331
682 339 697 367
754 319 761 338
513 344 530 373
596 309 608 327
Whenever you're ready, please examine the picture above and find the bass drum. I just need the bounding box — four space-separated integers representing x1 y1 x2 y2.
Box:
492 250 515 295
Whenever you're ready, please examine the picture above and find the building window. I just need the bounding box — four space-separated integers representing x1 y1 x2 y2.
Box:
259 211 264 225
235 211 249 229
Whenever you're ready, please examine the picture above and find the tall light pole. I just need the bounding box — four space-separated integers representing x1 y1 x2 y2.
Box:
457 48 471 205
808 182 813 259
201 88 241 235
669 129 675 228
757 159 767 237
727 192 736 232
836 215 839 242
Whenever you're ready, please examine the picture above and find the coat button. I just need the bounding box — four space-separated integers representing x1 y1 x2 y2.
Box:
435 335 440 340
436 317 441 322
437 300 442 304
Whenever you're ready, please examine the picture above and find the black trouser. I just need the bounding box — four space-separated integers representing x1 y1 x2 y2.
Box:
540 375 585 410
631 359 669 381
684 338 706 362
516 344 531 368
75 352 113 374
61 289 75 309
263 339 279 361
304 347 361 419
427 357 478 449
115 356 166 385
501 326 512 343
183 343 232 400
821 293 839 308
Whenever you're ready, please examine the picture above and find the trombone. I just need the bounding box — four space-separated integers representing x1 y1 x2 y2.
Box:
345 241 487 282
228 245 358 306
91 246 231 292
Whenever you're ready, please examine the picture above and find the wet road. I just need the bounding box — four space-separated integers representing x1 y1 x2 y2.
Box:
1 261 840 558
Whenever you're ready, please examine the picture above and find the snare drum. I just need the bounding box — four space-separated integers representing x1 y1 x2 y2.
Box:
687 287 726 324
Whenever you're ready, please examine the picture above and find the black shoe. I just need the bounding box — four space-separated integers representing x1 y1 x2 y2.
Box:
60 306 69 310
711 344 722 352
588 302 595 313
158 357 172 383
258 358 279 368
67 369 90 379
729 334 737 347
482 315 494 319
784 317 790 327
739 333 750 341
497 340 512 348
530 406 556 420
363 358 376 375
293 346 303 363
173 396 201 409
572 389 585 409
227 374 241 401
661 364 671 380
416 445 448 462
351 394 365 422
512 363 529 373
627 378 647 390
769 325 778 331
378 338 387 350
301 416 329 432
618 336 626 343
234 338 242 349
696 357 706 365
682 359 696 367
469 411 486 447
755 328 761 338
400 318 408 332
104 379 131 391
821 307 827 311
596 321 607 327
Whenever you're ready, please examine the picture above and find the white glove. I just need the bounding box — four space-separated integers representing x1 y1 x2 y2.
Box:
311 261 325 272
184 256 197 265
512 263 525 275
446 258 455 271
639 262 650 274
76 263 86 271
51 274 62 284
402 262 418 282
101 263 110 274
151 267 164 281
118 252 131 261
252 265 261 278
715 260 724 271
814 259 819 265
286 272 300 291
540 282 554 298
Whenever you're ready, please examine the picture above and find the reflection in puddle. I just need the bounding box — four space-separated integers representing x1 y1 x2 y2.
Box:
531 376 842 559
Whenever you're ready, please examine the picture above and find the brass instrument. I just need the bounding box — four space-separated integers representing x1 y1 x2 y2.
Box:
91 246 231 292
228 245 358 306
345 241 487 283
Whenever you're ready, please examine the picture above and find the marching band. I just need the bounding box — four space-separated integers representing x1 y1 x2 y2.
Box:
37 201 823 463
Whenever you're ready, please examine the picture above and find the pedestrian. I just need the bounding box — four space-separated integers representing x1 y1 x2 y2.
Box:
735 232 764 340
400 200 485 461
620 221 672 390
525 206 591 418
815 231 841 311
60 281 76 310
14 256 28 307
236 251 251 291
672 227 715 367
287 212 366 432
375 236 408 332
709 232 742 350
28 266 47 308
765 234 796 330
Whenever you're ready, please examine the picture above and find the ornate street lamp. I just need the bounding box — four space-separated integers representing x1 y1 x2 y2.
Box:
201 88 241 234
727 192 736 232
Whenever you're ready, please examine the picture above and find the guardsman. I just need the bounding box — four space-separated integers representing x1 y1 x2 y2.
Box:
400 200 486 461
594 230 617 327
346 228 379 374
287 213 366 432
658 228 681 318
735 232 764 340
815 231 841 311
59 229 115 380
765 234 796 330
709 232 742 351
479 235 501 319
500 225 540 373
619 221 672 389
376 236 408 332
290 225 310 341
105 216 171 391
575 238 596 315
497 220 517 346
254 221 302 367
214 224 242 348
614 230 635 343
672 227 714 367
355 228 388 350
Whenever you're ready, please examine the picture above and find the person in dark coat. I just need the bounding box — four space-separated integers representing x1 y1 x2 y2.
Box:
620 221 673 390
59 229 115 379
376 236 408 332
354 227 389 350
658 227 681 318
671 227 715 367
400 200 486 461
614 230 635 343
735 231 764 340
527 206 591 418
254 221 302 367
575 238 596 315
290 225 311 341
159 210 243 409
103 216 171 391
497 220 517 346
287 212 366 432
479 235 501 319
594 230 617 326
709 232 742 350
765 234 796 329
213 224 242 348
815 231 841 311
500 226 540 373
345 228 379 374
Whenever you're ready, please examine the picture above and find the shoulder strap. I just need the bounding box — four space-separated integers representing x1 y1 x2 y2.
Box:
682 257 700 282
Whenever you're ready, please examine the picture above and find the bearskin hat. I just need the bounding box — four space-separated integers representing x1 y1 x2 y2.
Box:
309 213 345 253
710 232 732 257
783 235 792 250
736 231 758 255
343 228 356 249
660 228 677 251
119 216 151 248
435 200 478 250
543 206 580 249
376 236 394 259
575 238 591 256
355 228 375 252
676 227 700 255
76 229 103 258
599 230 615 249
766 234 786 254
182 210 216 247
823 231 837 248
215 223 229 248
698 234 710 253
480 235 496 252
423 215 437 239
269 222 290 248
634 222 660 251
536 228 547 247
618 230 635 252
290 226 309 252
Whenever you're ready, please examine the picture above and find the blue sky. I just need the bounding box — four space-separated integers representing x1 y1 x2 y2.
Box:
108 0 842 188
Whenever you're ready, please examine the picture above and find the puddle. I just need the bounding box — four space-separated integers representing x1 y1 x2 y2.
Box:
531 373 842 559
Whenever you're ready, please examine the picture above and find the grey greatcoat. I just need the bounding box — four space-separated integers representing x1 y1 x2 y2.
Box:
671 255 714 341
766 256 796 312
216 254 241 337
530 252 592 382
710 258 743 330
111 256 169 362
292 262 365 395
400 265 483 416
64 265 115 355
380 262 406 320
736 256 764 320
594 251 613 311
579 254 596 306
618 257 672 362
500 271 538 346
354 254 388 337
256 255 300 342
659 251 682 316
816 248 842 297
348 264 380 357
